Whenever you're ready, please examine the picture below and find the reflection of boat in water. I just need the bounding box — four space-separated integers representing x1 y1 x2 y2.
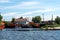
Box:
5 28 40 31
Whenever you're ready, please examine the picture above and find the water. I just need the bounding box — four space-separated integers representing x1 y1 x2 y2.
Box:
0 29 60 40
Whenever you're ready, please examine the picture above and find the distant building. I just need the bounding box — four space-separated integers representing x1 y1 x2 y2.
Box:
15 18 28 24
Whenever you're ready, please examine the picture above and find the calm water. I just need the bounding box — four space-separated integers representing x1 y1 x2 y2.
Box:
0 29 60 40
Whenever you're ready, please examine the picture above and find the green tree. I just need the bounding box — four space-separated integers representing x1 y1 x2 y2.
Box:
32 16 41 23
11 18 15 23
0 14 2 22
55 16 60 24
20 17 23 19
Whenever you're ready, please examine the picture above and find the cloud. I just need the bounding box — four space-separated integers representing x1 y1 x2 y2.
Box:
3 1 39 9
54 7 60 10
20 2 39 6
2 12 16 16
0 0 10 3
1 1 57 12
1 7 55 21
2 8 54 17
0 0 60 21
34 8 54 13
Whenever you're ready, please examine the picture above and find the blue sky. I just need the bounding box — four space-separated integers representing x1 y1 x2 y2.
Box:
0 0 60 21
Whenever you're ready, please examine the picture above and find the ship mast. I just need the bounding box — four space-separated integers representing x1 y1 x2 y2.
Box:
51 14 53 21
42 13 44 21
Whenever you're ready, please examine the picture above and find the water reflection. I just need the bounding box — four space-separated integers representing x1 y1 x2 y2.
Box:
0 29 60 40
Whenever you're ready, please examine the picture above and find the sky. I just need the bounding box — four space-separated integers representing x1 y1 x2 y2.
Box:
0 0 60 21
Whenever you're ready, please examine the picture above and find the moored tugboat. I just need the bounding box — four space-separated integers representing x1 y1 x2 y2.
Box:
0 22 5 30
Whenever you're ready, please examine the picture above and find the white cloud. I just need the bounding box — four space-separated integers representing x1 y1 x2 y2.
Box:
34 9 54 13
3 1 39 9
0 0 10 3
2 8 54 17
54 7 60 10
2 12 16 16
2 8 55 21
21 2 39 6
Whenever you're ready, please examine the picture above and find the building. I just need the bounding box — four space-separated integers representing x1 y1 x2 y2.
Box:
15 18 28 25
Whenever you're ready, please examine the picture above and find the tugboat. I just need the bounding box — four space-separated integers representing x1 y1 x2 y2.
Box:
0 22 5 30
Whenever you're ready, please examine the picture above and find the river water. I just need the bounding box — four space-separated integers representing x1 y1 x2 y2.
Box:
0 29 60 40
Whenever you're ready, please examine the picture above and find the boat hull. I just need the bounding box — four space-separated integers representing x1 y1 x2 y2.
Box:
0 26 5 30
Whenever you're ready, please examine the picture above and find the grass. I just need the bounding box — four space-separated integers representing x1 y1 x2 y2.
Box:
40 24 60 29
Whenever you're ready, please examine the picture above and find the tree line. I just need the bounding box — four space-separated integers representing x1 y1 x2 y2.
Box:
0 14 60 25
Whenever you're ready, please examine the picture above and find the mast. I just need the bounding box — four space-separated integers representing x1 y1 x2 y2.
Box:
42 13 44 21
51 14 53 21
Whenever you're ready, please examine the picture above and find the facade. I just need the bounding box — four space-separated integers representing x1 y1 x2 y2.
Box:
15 18 28 25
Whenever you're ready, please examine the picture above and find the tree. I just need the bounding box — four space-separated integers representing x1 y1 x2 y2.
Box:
0 14 2 22
20 17 23 19
32 16 41 23
55 16 60 24
11 18 15 23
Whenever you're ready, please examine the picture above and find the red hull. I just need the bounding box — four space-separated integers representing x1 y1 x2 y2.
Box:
0 26 5 29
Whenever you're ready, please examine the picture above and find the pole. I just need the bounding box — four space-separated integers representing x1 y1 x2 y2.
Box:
42 13 44 21
51 14 53 21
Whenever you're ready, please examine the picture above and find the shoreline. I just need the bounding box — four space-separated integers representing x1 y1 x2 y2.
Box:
42 27 60 30
1 27 60 31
